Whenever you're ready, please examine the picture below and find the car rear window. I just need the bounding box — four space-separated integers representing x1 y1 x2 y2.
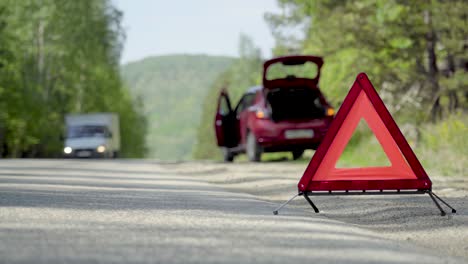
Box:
235 93 256 114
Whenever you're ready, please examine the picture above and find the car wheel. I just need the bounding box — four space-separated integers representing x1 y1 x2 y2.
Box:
222 148 234 162
247 132 262 162
292 149 304 160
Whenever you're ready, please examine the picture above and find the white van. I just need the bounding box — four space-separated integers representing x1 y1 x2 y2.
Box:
63 113 120 158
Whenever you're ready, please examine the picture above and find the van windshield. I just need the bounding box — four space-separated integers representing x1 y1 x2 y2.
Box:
67 125 109 138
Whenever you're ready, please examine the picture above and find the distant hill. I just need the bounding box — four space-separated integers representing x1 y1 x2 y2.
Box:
121 54 234 160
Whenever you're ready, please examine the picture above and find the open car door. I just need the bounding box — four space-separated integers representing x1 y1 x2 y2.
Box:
214 89 238 148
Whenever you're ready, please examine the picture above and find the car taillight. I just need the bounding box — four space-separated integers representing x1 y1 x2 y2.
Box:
326 107 335 116
255 109 269 119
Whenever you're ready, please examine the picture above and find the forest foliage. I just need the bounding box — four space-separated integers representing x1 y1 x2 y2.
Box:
194 0 467 166
121 55 233 160
265 0 467 122
0 0 147 158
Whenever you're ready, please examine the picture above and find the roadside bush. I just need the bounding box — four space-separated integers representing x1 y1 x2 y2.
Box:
418 113 467 176
331 113 467 176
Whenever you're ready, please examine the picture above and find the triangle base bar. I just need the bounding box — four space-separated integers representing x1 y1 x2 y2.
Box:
301 190 456 216
307 179 430 191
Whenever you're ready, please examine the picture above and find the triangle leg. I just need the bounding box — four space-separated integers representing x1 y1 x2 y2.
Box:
304 193 320 213
273 193 301 215
428 192 446 216
430 192 457 213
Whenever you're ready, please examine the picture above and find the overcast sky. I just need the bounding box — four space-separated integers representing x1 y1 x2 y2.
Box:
113 0 281 64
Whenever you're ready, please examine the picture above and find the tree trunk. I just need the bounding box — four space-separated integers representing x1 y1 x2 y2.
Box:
445 53 460 113
424 9 441 122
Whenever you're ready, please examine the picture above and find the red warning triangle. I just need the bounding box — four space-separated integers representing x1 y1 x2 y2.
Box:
298 73 432 192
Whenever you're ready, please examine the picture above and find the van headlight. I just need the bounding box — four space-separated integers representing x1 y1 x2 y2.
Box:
96 145 106 153
64 147 72 154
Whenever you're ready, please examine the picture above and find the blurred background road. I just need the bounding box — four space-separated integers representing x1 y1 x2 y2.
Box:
0 159 466 264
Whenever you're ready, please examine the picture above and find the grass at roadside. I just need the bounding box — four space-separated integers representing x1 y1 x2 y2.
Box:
417 114 467 176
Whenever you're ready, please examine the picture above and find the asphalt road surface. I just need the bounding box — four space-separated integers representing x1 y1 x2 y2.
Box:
0 159 465 263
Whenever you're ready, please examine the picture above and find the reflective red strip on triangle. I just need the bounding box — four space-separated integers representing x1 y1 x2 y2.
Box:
298 73 432 192
314 90 415 181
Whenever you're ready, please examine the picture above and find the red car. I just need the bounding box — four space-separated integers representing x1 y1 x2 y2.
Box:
214 55 335 162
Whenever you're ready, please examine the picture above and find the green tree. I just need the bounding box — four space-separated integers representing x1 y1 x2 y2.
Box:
0 0 147 157
265 0 467 123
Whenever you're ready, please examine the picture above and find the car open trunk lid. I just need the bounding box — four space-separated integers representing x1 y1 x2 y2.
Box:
262 55 324 89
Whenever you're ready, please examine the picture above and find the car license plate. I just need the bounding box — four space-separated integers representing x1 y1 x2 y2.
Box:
77 150 92 157
285 129 314 139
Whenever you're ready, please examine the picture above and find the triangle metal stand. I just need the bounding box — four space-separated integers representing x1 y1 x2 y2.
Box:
273 190 456 216
273 193 301 215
